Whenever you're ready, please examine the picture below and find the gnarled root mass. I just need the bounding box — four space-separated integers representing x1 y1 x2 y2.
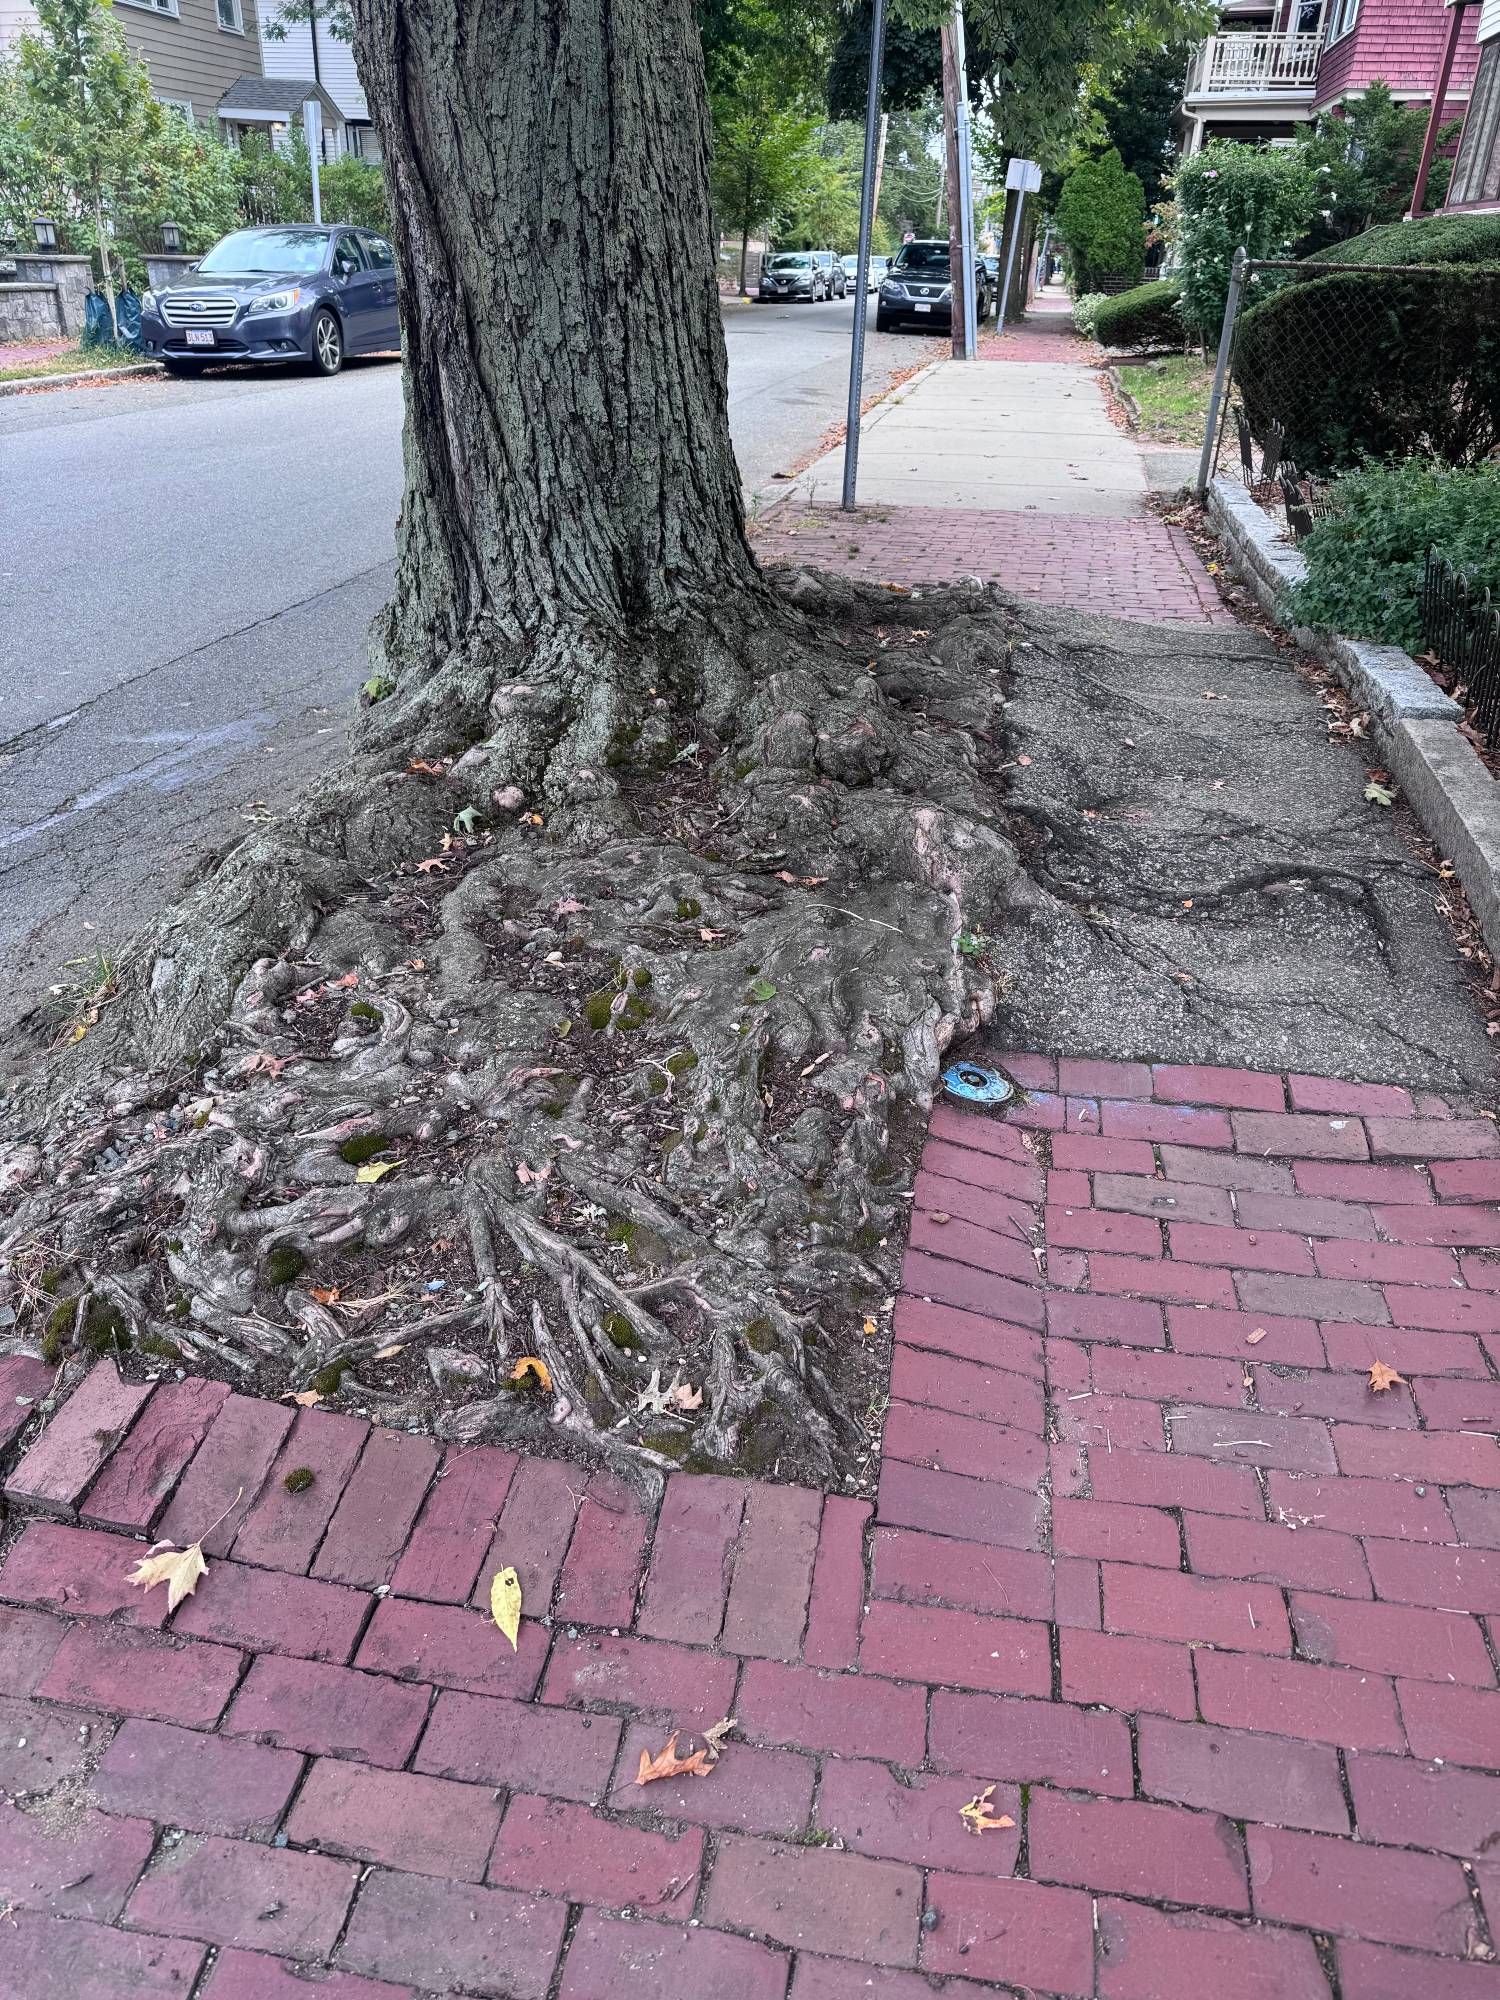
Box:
0 570 1028 1496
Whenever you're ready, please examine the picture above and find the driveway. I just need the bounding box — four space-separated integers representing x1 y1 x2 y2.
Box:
0 298 931 1031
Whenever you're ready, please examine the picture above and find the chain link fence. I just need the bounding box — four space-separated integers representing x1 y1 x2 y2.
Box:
1197 255 1500 535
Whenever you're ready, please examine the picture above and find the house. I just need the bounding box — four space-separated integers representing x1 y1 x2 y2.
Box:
1178 0 1483 155
1444 0 1500 205
257 0 378 158
217 74 346 156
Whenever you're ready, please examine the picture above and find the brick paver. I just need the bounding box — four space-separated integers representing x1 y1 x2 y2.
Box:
2 1058 1499 1995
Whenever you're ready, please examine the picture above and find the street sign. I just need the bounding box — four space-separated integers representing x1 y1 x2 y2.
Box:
1006 157 1043 194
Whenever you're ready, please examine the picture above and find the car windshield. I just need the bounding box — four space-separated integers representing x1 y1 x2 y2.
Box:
893 242 952 275
841 256 858 269
768 255 813 271
196 229 329 276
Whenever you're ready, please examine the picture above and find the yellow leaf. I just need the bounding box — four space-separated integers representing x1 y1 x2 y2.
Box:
126 1540 208 1613
356 1160 400 1184
1368 1360 1406 1393
374 1343 405 1361
510 1356 552 1392
959 1784 1016 1836
861 1317 878 1337
490 1566 522 1650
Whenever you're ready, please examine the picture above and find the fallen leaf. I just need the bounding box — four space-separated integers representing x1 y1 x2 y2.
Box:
1364 781 1395 807
931 1212 951 1225
126 1541 208 1612
635 1366 699 1417
861 1316 878 1337
373 1343 405 1361
515 1162 552 1186
510 1356 553 1392
1245 1328 1267 1345
239 1050 290 1078
282 1388 323 1407
356 1160 400 1184
311 1286 342 1306
636 1731 714 1785
453 805 484 835
668 1380 703 1412
329 973 359 989
749 978 777 1003
1016 754 1033 766
554 897 585 915
1368 1360 1406 1393
701 1716 736 1761
409 758 446 775
416 857 449 874
489 1566 523 1649
522 812 544 826
959 1784 1016 1835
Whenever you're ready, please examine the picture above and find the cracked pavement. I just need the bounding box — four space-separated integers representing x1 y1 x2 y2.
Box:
988 607 1495 1093
0 300 921 1034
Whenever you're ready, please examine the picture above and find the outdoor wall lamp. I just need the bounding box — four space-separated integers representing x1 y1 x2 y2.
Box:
33 217 58 250
161 220 183 253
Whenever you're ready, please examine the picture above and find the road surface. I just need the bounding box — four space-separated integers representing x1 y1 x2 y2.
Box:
0 297 933 1032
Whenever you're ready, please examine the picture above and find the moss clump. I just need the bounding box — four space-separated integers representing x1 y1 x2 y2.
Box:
631 968 652 990
349 1000 380 1023
167 1293 191 1321
676 897 701 920
583 988 616 1032
745 1317 778 1354
338 1133 388 1166
603 1311 641 1352
265 1246 306 1287
543 1073 579 1116
140 1334 183 1361
39 1268 63 1296
666 1049 698 1076
310 1362 346 1397
283 1466 316 1494
82 1296 129 1355
45 1296 77 1344
638 1425 692 1462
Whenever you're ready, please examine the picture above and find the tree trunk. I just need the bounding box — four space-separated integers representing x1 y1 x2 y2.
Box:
349 0 759 678
93 189 119 344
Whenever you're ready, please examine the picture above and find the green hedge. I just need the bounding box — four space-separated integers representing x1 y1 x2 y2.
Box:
1235 265 1500 472
1288 459 1500 651
1311 212 1500 268
1092 279 1183 350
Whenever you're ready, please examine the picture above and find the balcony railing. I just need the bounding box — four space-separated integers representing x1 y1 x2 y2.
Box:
1185 31 1324 98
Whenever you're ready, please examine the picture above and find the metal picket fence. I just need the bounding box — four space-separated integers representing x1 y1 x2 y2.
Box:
1421 548 1500 748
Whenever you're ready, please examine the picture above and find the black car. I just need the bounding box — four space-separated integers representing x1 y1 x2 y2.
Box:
876 239 992 332
140 224 400 378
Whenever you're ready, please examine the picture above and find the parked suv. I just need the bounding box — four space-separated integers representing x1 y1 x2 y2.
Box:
876 239 991 332
140 223 400 377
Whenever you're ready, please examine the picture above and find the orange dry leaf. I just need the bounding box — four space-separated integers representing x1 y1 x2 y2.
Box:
1368 1360 1406 1393
311 1286 342 1306
959 1784 1016 1835
416 857 448 874
636 1732 713 1785
408 759 446 775
510 1356 552 1392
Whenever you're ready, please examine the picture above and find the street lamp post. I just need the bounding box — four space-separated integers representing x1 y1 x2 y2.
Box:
840 0 887 512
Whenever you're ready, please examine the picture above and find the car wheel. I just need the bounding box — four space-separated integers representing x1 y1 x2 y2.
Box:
875 311 894 333
309 308 343 376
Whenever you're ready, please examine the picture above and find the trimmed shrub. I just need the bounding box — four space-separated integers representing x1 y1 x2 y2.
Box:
1235 264 1500 472
1288 458 1500 650
1311 211 1500 269
1092 278 1184 350
1173 141 1315 339
1056 150 1146 293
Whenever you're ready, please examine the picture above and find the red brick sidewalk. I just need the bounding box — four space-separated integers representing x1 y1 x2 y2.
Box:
2 1062 1498 1997
752 507 1235 626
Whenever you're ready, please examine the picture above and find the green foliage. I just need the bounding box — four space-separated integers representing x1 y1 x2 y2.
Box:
1235 265 1500 473
1087 44 1199 211
1091 277 1183 350
1071 291 1109 337
1055 149 1146 291
1310 210 1500 269
710 108 822 275
1288 459 1500 652
1293 84 1453 254
119 111 240 257
318 152 389 231
1172 141 1315 338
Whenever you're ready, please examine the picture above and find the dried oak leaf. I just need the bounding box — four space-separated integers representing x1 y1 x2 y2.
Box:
1368 1360 1406 1393
415 857 448 874
636 1731 714 1785
310 1285 342 1306
959 1784 1016 1836
126 1540 208 1613
510 1356 552 1392
282 1388 323 1408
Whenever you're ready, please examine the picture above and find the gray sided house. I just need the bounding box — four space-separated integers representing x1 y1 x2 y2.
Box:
0 0 264 131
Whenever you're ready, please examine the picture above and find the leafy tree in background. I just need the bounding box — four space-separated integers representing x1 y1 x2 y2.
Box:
6 0 162 336
1055 148 1146 290
1089 44 1195 210
709 107 823 287
1173 139 1315 337
1294 81 1455 252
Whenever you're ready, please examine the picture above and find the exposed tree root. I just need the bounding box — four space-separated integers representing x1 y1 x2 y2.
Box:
0 570 1026 1496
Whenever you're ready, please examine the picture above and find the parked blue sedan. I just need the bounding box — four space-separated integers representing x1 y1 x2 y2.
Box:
140 224 399 379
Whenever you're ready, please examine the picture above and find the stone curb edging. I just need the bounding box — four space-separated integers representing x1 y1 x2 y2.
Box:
0 359 162 397
1208 474 1500 962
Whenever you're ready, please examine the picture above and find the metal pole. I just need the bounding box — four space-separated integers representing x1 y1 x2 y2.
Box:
304 98 324 224
841 0 887 511
1196 245 1247 500
940 21 964 358
952 1 978 355
996 188 1023 329
1410 0 1471 216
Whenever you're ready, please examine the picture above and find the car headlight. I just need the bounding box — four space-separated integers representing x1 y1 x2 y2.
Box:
880 280 904 298
245 287 303 317
141 289 158 315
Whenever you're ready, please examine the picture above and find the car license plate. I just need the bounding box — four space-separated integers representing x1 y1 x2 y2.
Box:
184 329 215 347
914 303 932 313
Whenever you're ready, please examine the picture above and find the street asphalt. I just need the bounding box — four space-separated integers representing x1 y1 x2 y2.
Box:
0 296 933 1031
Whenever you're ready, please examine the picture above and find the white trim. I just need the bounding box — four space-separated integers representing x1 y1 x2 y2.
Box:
1324 0 1359 44
214 0 245 29
157 96 195 120
1478 0 1500 43
116 0 180 17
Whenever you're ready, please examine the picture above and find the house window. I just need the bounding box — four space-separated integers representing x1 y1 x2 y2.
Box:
216 0 245 30
117 0 180 16
157 97 195 122
1326 0 1359 42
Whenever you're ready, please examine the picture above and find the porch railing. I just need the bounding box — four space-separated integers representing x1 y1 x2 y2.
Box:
1185 31 1324 98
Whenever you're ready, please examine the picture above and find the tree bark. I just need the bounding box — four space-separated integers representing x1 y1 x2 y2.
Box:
348 0 761 674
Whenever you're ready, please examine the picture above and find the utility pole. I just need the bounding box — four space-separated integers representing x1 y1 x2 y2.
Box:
940 4 978 359
841 0 887 510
